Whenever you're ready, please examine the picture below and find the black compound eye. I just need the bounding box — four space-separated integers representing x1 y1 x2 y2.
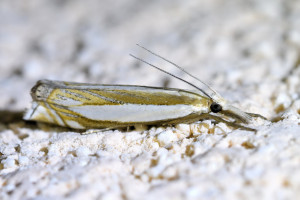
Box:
210 102 222 113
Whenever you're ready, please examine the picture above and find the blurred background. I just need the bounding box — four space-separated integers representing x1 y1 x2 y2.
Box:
1 2 300 199
0 0 299 115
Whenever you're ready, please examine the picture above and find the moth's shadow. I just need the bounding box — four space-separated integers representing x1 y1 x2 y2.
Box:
0 110 73 133
0 110 24 124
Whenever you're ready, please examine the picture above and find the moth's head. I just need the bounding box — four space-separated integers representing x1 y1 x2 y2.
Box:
209 95 252 124
209 93 227 113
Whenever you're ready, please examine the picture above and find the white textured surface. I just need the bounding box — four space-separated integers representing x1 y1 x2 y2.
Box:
0 0 300 199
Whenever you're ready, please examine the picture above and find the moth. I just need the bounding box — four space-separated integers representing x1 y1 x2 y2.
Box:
24 45 265 131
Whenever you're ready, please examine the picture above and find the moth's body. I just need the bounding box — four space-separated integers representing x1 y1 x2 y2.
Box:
24 80 214 129
24 45 265 131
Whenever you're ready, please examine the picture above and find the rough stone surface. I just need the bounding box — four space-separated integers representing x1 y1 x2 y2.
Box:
0 0 299 199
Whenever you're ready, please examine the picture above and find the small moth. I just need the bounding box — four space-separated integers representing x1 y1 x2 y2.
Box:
24 45 265 131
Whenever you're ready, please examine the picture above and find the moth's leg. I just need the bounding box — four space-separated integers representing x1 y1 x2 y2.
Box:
198 113 256 132
134 124 148 131
245 112 268 120
81 127 114 134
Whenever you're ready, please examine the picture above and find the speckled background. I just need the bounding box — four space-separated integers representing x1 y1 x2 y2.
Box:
0 0 299 199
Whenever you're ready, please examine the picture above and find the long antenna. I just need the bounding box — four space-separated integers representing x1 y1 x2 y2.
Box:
129 54 212 99
136 44 219 96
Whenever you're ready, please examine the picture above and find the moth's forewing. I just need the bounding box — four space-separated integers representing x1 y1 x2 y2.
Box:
24 80 212 129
